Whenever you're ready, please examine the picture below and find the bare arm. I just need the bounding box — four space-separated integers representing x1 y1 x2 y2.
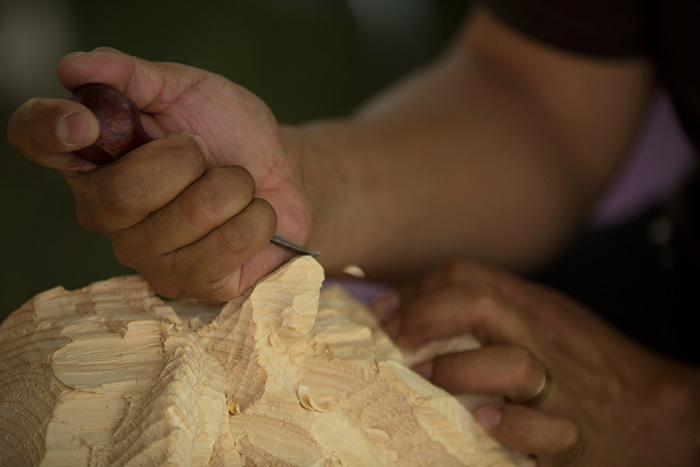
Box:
296 6 655 279
6 7 655 302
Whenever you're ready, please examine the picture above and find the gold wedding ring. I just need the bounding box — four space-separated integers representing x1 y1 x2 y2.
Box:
517 369 552 406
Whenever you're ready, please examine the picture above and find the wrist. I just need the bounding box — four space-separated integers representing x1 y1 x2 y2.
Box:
279 123 353 272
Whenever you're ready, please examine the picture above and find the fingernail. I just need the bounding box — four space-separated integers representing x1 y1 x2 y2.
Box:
91 46 119 54
412 360 433 380
475 405 502 431
371 291 400 323
56 113 91 147
193 134 209 154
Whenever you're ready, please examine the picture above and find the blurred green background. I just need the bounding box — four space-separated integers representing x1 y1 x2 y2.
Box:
0 0 470 319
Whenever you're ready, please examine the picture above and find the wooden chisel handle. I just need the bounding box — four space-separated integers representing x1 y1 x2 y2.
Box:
70 83 152 165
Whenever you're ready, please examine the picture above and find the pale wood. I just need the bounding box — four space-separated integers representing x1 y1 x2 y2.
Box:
0 256 531 466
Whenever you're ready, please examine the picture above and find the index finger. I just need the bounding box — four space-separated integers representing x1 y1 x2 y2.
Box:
56 48 205 117
7 97 100 173
397 283 529 349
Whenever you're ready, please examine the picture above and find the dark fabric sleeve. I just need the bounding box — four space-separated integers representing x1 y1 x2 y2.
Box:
480 0 652 57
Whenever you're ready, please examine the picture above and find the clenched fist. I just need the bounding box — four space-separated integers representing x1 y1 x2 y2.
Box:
8 47 314 302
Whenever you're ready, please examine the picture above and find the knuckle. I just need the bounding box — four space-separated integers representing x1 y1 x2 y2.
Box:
444 260 471 283
99 170 145 220
226 165 256 192
112 245 137 270
164 252 225 299
218 221 250 254
214 198 277 256
110 236 142 270
74 203 99 231
154 132 207 179
178 167 256 228
469 282 502 310
175 134 208 173
167 251 195 284
150 278 188 300
146 265 191 300
181 176 225 226
197 275 238 303
508 346 540 384
444 260 484 284
152 273 217 302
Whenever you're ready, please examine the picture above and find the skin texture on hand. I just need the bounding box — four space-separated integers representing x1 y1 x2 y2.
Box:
373 261 700 466
8 47 314 302
8 7 656 294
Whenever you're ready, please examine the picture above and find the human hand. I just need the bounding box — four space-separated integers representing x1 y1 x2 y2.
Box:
8 47 313 301
373 261 700 466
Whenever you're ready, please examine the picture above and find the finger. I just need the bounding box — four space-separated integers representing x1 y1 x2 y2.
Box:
409 260 545 312
57 48 150 100
56 48 206 119
428 345 549 403
401 261 494 299
7 97 100 172
372 260 479 325
475 404 579 459
116 165 256 256
70 132 207 232
428 260 557 312
397 283 527 349
371 264 471 327
376 261 528 339
150 197 277 301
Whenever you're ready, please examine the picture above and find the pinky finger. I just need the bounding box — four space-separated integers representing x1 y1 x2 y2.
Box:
148 198 276 301
475 404 579 460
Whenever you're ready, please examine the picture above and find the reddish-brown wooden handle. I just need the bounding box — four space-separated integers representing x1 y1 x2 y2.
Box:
70 83 152 165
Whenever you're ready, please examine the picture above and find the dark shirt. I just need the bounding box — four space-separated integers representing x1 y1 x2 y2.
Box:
482 0 700 151
481 0 700 363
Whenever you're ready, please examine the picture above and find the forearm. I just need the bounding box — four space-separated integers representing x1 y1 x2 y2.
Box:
291 61 590 278
285 9 653 280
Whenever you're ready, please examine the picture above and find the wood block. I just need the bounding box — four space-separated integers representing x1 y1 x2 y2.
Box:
0 256 531 466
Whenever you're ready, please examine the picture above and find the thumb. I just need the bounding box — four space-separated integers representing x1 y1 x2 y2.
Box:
7 97 100 174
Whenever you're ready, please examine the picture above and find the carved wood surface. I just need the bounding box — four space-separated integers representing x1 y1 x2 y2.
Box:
0 256 531 466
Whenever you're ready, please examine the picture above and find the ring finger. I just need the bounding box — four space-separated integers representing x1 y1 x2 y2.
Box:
428 345 553 405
